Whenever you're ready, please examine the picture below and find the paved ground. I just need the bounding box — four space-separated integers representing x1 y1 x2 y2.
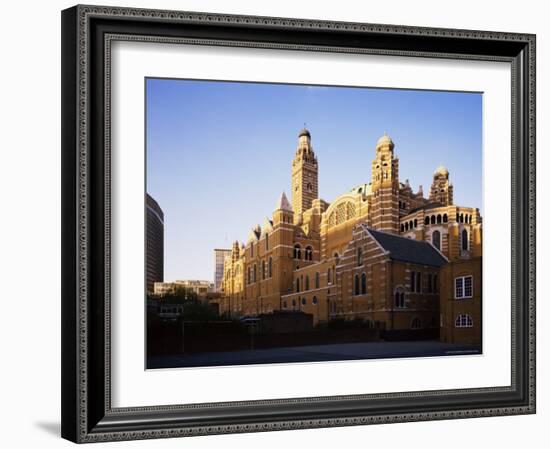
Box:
147 340 481 369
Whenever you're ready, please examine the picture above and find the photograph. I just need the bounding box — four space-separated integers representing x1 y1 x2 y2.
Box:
145 79 483 369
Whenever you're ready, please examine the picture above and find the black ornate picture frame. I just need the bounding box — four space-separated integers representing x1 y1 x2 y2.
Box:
61 4 536 443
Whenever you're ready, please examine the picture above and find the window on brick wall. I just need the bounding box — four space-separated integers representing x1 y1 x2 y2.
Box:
455 314 473 327
432 230 441 251
455 275 473 299
394 288 406 308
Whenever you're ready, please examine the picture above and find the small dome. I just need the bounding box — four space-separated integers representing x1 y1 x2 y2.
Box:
299 128 311 138
434 165 449 176
376 133 394 148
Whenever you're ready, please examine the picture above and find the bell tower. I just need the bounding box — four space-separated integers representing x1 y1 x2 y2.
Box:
430 166 454 205
370 133 400 233
291 128 318 221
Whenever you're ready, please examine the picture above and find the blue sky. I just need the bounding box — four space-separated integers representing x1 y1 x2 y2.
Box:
146 79 482 282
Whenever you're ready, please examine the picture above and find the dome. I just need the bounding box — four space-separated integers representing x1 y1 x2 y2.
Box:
434 165 449 176
298 128 311 138
376 133 394 148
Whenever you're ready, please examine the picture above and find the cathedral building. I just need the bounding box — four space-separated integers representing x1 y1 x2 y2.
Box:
219 129 482 345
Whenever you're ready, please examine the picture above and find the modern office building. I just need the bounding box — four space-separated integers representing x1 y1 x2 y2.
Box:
214 249 232 292
146 193 164 294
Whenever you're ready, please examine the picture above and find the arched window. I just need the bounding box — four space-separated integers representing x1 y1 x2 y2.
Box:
357 247 363 266
424 217 430 225
327 268 333 285
455 314 473 327
401 224 405 232
354 274 360 295
405 222 409 231
361 272 367 295
301 297 306 306
312 296 318 305
253 265 257 283
459 213 464 223
247 267 251 285
432 230 441 250
268 257 272 278
305 246 313 261
414 219 418 227
305 275 310 291
296 278 300 293
293 244 302 259
333 252 340 264
461 229 468 250
262 260 266 280
394 287 405 308
315 272 320 289
411 317 422 329
410 220 413 229
431 215 436 224
443 214 448 223
437 214 442 224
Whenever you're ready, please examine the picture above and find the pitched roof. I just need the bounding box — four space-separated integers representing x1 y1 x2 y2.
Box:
367 228 447 267
276 191 292 211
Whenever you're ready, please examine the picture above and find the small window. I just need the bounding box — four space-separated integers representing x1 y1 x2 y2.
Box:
315 272 320 289
312 296 318 305
394 288 405 308
361 272 367 295
357 247 363 266
305 246 313 261
455 314 473 327
262 260 266 280
455 275 473 299
432 230 441 250
268 257 273 278
305 275 310 291
461 229 469 251
411 270 416 292
294 244 302 259
301 297 307 306
354 274 360 295
411 317 422 329
296 278 300 293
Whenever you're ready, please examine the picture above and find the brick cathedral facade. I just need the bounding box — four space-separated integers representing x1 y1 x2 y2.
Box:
219 129 482 345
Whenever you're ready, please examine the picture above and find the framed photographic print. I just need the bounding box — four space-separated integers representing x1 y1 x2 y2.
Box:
61 4 536 443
